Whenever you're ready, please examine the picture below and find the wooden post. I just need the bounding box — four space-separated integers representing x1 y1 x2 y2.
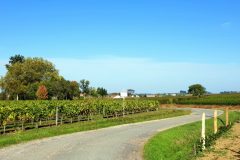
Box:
201 112 206 150
226 107 229 127
214 110 218 134
56 106 58 126
122 97 125 117
3 125 6 134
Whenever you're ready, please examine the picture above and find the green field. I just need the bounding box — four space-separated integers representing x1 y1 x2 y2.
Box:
176 94 240 105
0 109 190 148
144 111 240 160
142 94 240 106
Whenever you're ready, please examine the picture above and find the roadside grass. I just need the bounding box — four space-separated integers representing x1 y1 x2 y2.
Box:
144 111 240 160
0 109 190 148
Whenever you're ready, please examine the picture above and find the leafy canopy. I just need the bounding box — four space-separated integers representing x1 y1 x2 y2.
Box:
188 84 206 97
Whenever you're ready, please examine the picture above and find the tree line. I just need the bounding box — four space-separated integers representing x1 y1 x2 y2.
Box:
0 55 107 100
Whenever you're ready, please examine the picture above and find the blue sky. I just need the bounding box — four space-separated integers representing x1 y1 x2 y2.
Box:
0 0 240 93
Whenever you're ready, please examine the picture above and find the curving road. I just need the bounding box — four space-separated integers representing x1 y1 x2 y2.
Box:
0 108 222 160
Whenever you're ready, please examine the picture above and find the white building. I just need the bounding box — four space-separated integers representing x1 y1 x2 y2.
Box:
120 89 135 98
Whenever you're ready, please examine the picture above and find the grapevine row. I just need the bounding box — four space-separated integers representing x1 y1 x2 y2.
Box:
0 99 159 134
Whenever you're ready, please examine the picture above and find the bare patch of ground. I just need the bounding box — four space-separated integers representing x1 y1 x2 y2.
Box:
198 122 240 160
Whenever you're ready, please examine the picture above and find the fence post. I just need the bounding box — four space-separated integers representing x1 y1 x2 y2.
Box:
56 106 58 126
226 107 229 127
201 112 206 150
122 97 125 117
214 110 218 134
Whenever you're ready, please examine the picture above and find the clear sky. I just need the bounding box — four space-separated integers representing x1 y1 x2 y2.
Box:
0 0 240 93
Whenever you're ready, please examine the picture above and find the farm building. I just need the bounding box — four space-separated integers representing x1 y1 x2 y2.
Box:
120 89 135 98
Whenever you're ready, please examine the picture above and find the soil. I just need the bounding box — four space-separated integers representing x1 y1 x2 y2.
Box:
198 122 240 160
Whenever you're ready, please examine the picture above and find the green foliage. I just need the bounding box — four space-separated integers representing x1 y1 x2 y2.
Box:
89 87 98 97
69 81 80 99
25 83 39 100
139 93 240 106
177 94 240 105
188 84 206 97
97 87 108 97
0 99 160 133
2 57 59 100
79 79 90 96
5 54 25 69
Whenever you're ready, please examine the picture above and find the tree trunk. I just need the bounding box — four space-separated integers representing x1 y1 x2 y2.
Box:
16 94 19 101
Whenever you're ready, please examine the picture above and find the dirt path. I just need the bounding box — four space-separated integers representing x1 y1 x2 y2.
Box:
198 122 240 160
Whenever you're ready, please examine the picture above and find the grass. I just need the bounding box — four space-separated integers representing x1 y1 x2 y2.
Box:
0 109 190 148
144 111 240 160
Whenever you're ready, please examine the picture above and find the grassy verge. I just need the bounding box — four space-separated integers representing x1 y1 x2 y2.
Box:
144 111 240 160
0 109 190 148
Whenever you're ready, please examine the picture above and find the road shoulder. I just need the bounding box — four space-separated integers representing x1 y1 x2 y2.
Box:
198 122 240 160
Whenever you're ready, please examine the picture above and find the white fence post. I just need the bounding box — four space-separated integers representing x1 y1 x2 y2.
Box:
214 110 218 134
122 97 125 117
201 112 206 150
226 107 229 127
56 106 58 126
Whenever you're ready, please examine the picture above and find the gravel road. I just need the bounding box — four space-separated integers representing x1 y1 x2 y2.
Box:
0 108 222 160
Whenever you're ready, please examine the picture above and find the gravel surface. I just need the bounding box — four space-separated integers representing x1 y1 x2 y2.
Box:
0 108 222 160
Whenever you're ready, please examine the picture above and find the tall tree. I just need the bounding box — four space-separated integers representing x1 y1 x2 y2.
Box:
89 87 98 97
79 79 90 96
97 87 108 97
188 84 206 97
3 57 59 100
43 77 68 100
36 85 48 100
68 81 80 99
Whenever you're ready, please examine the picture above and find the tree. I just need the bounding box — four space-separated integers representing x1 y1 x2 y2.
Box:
68 81 80 99
25 83 39 100
36 85 48 100
6 54 25 69
0 76 6 100
3 57 60 100
97 87 108 97
79 79 90 96
43 77 68 100
188 84 206 97
0 76 4 91
89 87 98 97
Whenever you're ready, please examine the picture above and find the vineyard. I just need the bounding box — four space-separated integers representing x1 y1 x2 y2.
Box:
141 94 240 106
0 99 159 134
175 94 240 105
